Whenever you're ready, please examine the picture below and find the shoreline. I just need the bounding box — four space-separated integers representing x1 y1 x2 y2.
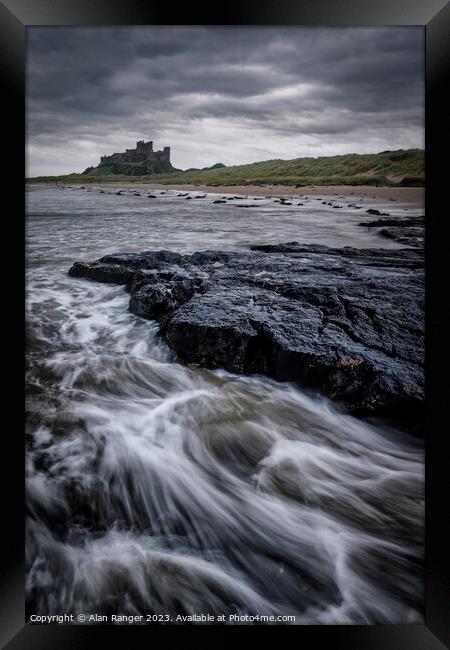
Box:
39 181 424 207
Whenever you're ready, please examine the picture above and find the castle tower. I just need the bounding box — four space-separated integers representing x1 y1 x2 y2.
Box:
136 140 153 154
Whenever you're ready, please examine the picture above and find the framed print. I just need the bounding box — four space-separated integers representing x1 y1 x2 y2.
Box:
1 0 449 647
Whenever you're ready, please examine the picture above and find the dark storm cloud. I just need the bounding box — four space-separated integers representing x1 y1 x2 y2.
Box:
26 27 424 176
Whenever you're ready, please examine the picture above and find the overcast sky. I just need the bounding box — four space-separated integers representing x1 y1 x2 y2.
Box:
26 27 424 176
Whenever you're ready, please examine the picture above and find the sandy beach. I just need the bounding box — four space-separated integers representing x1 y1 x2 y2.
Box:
53 182 424 207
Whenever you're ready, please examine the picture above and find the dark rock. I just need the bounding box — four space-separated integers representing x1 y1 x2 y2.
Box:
129 275 206 329
366 208 390 216
358 216 425 248
69 261 134 285
69 242 424 422
99 250 184 267
359 216 424 228
379 227 424 247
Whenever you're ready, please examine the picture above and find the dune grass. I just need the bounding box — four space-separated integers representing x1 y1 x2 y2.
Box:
27 149 424 187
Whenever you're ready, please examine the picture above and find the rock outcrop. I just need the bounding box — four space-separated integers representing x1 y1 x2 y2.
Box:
69 243 424 421
358 215 424 248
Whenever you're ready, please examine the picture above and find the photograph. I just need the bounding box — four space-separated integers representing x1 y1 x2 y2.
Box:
23 24 429 627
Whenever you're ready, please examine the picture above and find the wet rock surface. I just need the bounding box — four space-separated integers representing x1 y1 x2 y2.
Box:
69 242 424 421
358 214 424 248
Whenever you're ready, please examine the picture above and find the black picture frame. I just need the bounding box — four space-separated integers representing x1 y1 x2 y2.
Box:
2 1 448 647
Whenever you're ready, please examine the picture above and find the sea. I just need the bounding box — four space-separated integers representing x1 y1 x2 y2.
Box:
25 184 424 624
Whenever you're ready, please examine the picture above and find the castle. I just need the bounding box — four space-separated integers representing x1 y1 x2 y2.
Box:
100 140 171 167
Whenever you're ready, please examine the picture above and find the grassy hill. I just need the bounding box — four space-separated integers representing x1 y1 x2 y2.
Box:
28 149 424 186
